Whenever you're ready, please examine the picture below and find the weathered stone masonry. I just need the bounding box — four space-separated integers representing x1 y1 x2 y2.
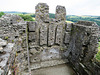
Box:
65 21 100 75
0 14 27 75
27 3 67 73
0 3 100 75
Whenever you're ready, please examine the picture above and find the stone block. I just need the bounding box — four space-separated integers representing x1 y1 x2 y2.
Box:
55 22 65 45
64 32 70 44
66 23 72 32
48 23 57 46
40 23 48 45
35 3 49 22
29 32 36 45
76 21 98 27
27 21 36 32
30 56 40 63
55 5 66 21
0 38 7 47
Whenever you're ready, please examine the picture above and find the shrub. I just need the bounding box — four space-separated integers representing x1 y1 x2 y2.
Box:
19 14 34 21
0 12 5 17
96 51 100 61
96 42 100 61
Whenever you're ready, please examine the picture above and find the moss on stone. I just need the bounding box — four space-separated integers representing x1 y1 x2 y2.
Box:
12 40 14 43
5 36 8 40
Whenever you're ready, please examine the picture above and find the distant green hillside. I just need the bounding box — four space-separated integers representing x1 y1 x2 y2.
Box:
66 15 100 26
3 11 29 14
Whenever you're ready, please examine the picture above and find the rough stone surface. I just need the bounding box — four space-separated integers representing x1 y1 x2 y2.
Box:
0 14 26 43
28 21 37 32
55 22 65 45
64 32 70 44
48 19 57 46
66 23 72 32
0 38 14 75
55 5 66 21
35 3 49 22
0 38 7 47
40 23 48 45
64 21 100 75
0 14 27 75
0 14 24 25
29 32 36 42
30 60 67 70
0 3 100 75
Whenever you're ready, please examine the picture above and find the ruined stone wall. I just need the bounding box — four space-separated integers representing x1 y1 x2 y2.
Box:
26 3 68 73
26 3 100 75
0 3 100 75
0 14 26 41
64 21 100 75
11 3 100 75
0 14 27 75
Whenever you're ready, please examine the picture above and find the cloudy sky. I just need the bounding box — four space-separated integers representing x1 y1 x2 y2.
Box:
0 0 100 16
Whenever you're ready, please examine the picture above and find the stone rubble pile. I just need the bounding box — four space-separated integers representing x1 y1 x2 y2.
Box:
1 14 24 24
0 14 26 42
0 38 14 75
0 14 27 75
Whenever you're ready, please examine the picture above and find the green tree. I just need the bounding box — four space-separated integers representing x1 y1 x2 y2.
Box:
96 51 100 61
97 16 100 19
30 14 35 17
49 13 55 18
19 14 34 21
0 12 5 17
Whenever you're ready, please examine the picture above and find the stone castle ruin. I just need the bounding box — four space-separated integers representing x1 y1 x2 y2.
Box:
0 3 100 75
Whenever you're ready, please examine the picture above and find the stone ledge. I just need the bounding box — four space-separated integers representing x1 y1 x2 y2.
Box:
30 59 68 70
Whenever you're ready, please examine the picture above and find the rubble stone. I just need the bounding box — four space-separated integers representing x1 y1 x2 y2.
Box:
0 38 7 47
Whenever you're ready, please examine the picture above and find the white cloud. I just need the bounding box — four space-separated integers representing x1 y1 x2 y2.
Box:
0 0 100 16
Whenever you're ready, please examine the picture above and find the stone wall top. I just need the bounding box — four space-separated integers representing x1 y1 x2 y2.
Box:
35 3 66 23
0 14 25 25
55 5 66 21
76 21 98 27
35 3 49 23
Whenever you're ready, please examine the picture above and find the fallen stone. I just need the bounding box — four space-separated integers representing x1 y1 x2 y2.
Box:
0 68 4 75
0 38 7 47
0 47 3 52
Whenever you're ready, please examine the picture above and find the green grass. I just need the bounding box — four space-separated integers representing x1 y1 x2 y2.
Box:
96 42 100 61
66 21 73 23
96 51 100 61
32 18 35 21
